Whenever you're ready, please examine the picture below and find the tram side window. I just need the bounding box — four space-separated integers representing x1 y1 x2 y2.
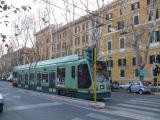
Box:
37 73 41 84
30 73 34 82
71 66 75 78
25 74 28 84
49 72 55 87
13 72 17 78
57 67 65 84
42 74 48 83
78 64 91 89
18 74 22 83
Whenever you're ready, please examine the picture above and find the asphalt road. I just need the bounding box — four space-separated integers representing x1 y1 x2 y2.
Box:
0 81 160 120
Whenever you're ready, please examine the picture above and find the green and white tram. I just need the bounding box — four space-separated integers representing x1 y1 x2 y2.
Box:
13 54 111 100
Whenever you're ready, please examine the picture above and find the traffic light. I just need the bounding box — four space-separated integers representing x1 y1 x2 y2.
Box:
84 47 94 63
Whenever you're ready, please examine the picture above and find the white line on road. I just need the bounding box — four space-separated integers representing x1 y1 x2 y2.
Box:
5 102 63 112
86 113 119 120
124 100 160 108
134 98 160 103
111 106 159 117
129 100 160 106
12 96 21 98
100 109 160 120
71 118 83 120
117 103 160 112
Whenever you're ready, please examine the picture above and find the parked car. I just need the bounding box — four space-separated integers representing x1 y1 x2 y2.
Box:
0 93 4 112
119 82 131 90
128 81 151 94
1 77 6 81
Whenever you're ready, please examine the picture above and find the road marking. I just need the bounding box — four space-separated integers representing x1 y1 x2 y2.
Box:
111 106 159 117
2 93 10 96
130 100 160 106
124 100 160 108
117 103 160 112
13 96 21 98
86 113 119 120
5 102 62 112
71 118 83 120
100 109 160 120
134 98 160 102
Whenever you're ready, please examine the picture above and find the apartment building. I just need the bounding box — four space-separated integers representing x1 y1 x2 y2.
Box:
35 26 52 60
101 0 160 83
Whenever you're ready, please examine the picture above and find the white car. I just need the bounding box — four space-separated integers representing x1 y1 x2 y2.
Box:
0 94 4 112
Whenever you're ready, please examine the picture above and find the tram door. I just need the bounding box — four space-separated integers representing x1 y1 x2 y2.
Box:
49 71 56 93
78 64 91 89
37 73 41 90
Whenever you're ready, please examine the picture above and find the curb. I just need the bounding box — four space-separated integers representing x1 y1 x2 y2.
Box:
18 88 106 109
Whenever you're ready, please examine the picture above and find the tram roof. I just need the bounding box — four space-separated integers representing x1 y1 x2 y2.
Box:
14 54 81 70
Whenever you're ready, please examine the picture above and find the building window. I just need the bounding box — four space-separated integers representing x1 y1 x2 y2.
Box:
147 0 157 5
150 55 160 64
131 2 140 11
150 31 160 43
108 24 113 33
119 38 125 49
119 7 124 16
118 20 125 29
132 57 137 66
118 59 126 66
107 41 112 52
75 27 77 33
120 69 125 78
106 13 112 20
148 9 159 21
107 60 113 67
133 15 139 25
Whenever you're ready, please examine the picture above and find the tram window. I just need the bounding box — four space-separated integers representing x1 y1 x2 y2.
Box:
71 66 75 78
57 67 65 84
42 74 48 83
78 64 91 89
30 73 34 81
49 72 55 83
13 72 17 78
37 73 41 84
25 74 28 80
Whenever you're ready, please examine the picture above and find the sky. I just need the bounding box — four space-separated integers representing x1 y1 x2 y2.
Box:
0 0 114 51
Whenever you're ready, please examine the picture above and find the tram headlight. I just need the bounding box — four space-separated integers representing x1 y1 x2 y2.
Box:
100 85 104 89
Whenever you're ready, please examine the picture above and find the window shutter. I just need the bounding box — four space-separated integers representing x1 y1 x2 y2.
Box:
123 59 126 66
131 4 134 10
133 57 136 66
157 31 160 42
118 59 121 66
111 60 113 67
156 55 160 63
150 55 153 64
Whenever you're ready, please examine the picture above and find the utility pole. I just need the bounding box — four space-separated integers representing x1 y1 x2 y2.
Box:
93 47 97 102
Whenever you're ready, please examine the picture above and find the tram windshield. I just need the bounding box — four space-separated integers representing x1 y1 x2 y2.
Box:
96 61 109 82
